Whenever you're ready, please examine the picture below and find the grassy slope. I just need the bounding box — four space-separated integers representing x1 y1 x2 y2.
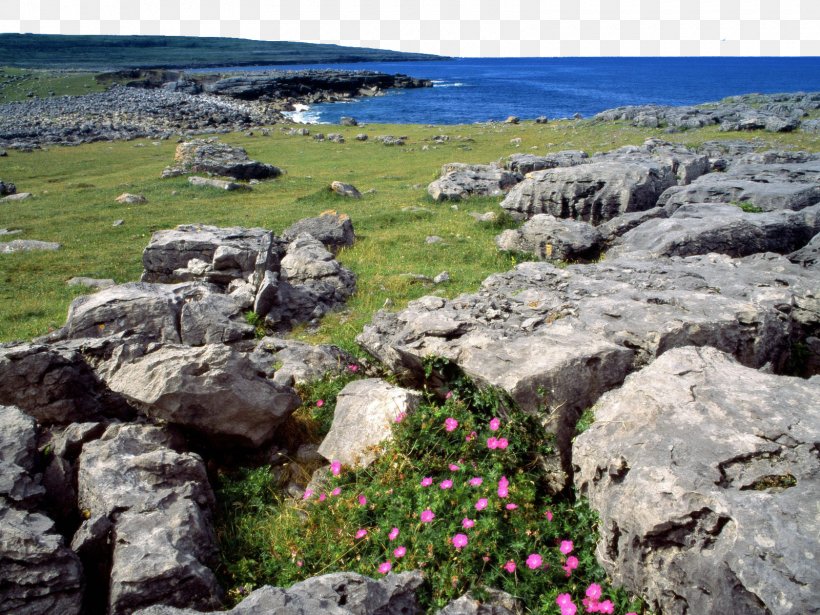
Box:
0 34 443 70
1 120 818 346
0 66 104 103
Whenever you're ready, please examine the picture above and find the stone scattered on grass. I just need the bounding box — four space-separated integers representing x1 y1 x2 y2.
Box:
330 181 362 199
1 192 32 202
66 277 116 290
0 239 60 253
115 193 147 204
188 176 250 191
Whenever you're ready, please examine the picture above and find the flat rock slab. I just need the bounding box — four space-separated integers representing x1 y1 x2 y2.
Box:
318 378 421 468
66 276 116 289
495 214 603 261
574 346 820 615
0 192 32 202
78 423 222 614
609 202 820 259
133 571 424 615
115 193 147 204
163 138 282 180
0 239 60 253
101 343 301 447
504 150 589 175
281 211 355 252
188 176 250 191
428 163 522 202
250 336 359 387
358 253 820 461
788 231 820 269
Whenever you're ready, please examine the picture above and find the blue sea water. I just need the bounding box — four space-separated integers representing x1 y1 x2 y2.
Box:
199 57 820 125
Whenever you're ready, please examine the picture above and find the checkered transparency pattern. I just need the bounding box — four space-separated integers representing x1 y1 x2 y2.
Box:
3 0 818 56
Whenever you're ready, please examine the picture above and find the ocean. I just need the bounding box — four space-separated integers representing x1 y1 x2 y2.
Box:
198 57 820 125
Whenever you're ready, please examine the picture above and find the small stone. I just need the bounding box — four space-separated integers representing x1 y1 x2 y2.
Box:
66 277 116 290
505 116 520 124
355 133 368 141
115 193 147 205
426 236 444 244
0 192 31 202
433 271 450 284
330 181 362 199
112 220 124 227
0 239 60 253
188 176 249 191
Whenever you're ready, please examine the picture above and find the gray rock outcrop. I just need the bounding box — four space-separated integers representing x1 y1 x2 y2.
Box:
495 214 603 261
788 231 820 268
281 211 355 252
78 423 222 614
574 346 820 615
428 163 522 202
504 151 588 175
250 337 359 386
188 176 249 191
330 181 362 199
161 138 282 180
318 379 421 468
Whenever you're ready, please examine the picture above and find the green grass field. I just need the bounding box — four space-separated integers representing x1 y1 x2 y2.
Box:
1 119 818 347
0 66 104 103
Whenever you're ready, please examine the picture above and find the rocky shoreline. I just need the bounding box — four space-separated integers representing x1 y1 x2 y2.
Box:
0 69 431 148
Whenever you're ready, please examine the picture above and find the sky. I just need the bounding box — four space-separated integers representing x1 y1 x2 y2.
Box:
1 0 817 57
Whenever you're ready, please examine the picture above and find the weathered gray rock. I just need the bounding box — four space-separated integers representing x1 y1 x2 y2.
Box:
0 179 16 195
659 160 820 213
609 203 820 259
504 151 589 175
0 506 84 615
318 379 421 468
495 214 603 261
179 290 253 346
78 423 222 614
428 163 522 202
0 405 44 508
329 181 361 198
0 239 60 253
574 346 820 615
66 276 116 289
597 207 668 242
788 231 820 268
281 212 356 252
141 224 278 285
251 337 359 386
500 159 676 224
0 192 32 202
358 253 820 463
101 343 301 447
115 193 147 204
375 135 406 146
437 589 523 615
597 139 710 185
133 571 424 615
188 176 250 191
162 138 282 180
340 116 358 126
0 343 127 424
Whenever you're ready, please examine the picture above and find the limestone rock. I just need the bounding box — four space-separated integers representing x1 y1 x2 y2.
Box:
115 193 147 204
597 207 668 242
1 192 33 202
282 212 356 252
609 202 820 259
788 231 820 268
428 163 522 202
0 239 60 253
250 336 359 386
318 379 421 468
66 276 116 289
573 346 820 615
495 214 603 261
188 176 250 191
0 179 16 195
330 181 362 198
78 423 222 614
101 343 301 447
0 405 44 508
504 150 588 175
163 138 282 180
438 589 523 615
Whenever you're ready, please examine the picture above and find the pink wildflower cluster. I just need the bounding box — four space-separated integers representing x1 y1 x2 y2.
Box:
582 584 615 613
557 593 577 615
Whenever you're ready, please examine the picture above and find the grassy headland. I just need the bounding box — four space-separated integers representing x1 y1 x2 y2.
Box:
1 119 818 347
0 34 443 70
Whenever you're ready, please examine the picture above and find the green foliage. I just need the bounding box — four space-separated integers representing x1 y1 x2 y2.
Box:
243 311 267 339
734 201 764 213
214 368 645 613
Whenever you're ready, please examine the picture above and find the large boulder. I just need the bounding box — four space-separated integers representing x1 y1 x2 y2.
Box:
427 163 522 202
77 423 223 614
141 224 278 286
495 214 603 261
659 160 820 213
358 253 820 462
100 343 302 447
0 405 44 508
504 151 589 175
162 138 282 180
574 346 820 615
250 337 359 386
281 211 356 252
608 202 820 259
318 379 421 468
598 139 710 185
133 571 425 615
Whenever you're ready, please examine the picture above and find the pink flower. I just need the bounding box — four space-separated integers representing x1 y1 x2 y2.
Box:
497 475 509 498
489 417 501 431
598 600 614 614
451 533 469 549
487 437 498 449
545 509 553 522
465 431 477 442
475 498 488 511
388 527 399 541
331 487 341 496
448 463 460 471
355 529 367 539
296 560 303 567
561 604 577 615
358 494 367 506
496 437 509 449
462 518 475 529
316 399 324 407
565 555 579 570
526 553 543 569
393 546 407 558
420 509 435 523
444 417 458 432
378 561 392 574
330 460 341 476
468 477 483 487
439 479 453 489
420 477 433 487
560 540 574 555
318 493 326 502
505 503 518 510
445 391 453 399
394 411 407 423
503 560 516 573
302 489 313 500
347 363 359 372
585 584 602 600
556 593 574 607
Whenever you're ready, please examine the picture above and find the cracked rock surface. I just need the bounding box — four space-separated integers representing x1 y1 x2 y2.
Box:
573 346 820 615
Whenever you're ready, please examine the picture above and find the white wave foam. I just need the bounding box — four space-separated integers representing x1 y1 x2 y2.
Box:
283 104 324 124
